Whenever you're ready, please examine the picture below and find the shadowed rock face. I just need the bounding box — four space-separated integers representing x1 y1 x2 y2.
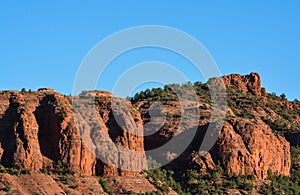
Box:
284 132 300 147
0 90 147 176
136 98 291 179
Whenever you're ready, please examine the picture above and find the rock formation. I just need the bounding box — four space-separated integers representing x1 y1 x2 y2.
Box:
0 72 295 181
214 72 263 96
0 89 147 176
134 72 291 179
211 118 290 179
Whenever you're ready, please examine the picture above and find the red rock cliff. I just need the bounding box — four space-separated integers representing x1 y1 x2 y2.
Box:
210 118 290 179
0 89 147 176
135 73 291 179
209 72 263 96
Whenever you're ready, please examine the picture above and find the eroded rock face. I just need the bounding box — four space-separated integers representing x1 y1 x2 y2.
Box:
189 152 216 174
135 73 290 179
0 91 43 170
210 118 290 179
211 72 262 96
0 90 147 176
0 71 293 180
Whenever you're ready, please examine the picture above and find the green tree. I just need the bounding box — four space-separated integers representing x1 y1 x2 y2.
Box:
21 88 27 93
280 93 287 100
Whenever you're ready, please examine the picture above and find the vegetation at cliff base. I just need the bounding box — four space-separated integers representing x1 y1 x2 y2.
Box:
260 146 300 195
143 147 300 194
144 166 256 195
99 178 113 195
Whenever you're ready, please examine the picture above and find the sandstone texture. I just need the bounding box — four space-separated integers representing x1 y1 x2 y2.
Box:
209 72 263 96
211 118 290 179
0 89 147 176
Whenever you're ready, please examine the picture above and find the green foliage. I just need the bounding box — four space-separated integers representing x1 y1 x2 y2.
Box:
229 88 297 126
144 165 256 195
263 117 289 132
130 81 300 134
234 110 254 119
280 93 287 100
131 82 210 103
5 184 11 192
54 160 74 175
240 182 254 191
266 99 299 124
291 146 300 167
147 156 161 170
58 174 76 185
99 178 113 195
21 169 31 175
269 92 279 99
17 106 24 115
131 86 179 102
0 164 33 177
59 107 67 116
0 164 21 176
226 87 264 109
21 88 27 93
193 82 211 103
145 168 184 194
260 146 300 194
24 100 30 108
40 167 52 175
260 171 300 194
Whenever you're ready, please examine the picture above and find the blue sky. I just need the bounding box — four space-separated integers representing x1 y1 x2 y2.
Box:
1 1 300 100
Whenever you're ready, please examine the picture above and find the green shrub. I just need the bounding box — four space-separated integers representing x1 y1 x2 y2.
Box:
54 160 74 175
147 156 161 170
240 182 254 191
99 178 113 194
21 169 31 175
69 184 79 189
259 147 300 194
21 88 27 93
40 167 52 175
5 184 11 192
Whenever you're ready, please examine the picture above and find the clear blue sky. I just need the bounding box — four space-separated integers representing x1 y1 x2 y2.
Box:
1 1 300 100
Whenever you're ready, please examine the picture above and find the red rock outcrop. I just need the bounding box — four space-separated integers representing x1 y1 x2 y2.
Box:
210 118 290 179
189 151 216 174
135 73 291 179
0 90 147 176
210 72 262 96
0 72 293 181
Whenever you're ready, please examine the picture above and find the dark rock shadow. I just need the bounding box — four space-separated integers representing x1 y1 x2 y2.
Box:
34 95 62 163
0 99 18 167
